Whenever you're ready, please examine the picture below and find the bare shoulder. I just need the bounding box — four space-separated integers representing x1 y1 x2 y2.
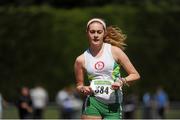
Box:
75 54 85 67
75 54 84 63
111 45 124 53
111 46 125 59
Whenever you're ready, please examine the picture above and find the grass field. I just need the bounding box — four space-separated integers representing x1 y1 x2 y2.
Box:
2 105 180 119
3 105 59 119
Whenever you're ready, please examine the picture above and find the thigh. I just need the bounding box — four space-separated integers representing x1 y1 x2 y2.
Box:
82 97 101 117
82 103 101 117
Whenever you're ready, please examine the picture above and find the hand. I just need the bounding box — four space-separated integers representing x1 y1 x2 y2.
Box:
21 102 28 109
111 80 123 90
21 102 32 113
77 86 93 95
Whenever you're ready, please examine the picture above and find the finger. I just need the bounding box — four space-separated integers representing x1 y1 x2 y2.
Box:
89 87 93 92
112 84 118 87
112 86 119 90
80 88 84 93
111 86 115 89
87 89 92 93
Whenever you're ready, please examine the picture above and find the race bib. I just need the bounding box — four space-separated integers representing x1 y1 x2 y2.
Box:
90 79 114 100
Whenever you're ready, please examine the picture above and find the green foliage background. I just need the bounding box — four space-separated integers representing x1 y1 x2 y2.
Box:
0 5 180 101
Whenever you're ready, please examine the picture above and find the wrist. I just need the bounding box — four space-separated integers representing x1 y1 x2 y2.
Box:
77 85 84 92
117 79 123 85
120 77 129 87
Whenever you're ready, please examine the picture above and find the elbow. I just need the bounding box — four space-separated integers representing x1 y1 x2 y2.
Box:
136 73 140 80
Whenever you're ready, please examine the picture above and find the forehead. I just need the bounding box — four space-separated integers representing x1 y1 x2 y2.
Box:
88 22 104 30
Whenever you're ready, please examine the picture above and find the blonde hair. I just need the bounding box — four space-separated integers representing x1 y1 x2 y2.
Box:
104 26 127 50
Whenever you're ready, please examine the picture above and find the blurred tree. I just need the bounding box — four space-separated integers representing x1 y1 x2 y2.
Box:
0 5 179 101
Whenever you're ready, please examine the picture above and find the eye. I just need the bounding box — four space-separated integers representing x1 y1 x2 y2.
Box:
97 30 103 34
89 30 95 34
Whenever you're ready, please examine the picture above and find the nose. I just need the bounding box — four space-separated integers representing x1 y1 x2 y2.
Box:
94 32 98 39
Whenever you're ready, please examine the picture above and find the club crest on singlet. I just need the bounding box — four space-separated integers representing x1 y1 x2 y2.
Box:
94 61 104 70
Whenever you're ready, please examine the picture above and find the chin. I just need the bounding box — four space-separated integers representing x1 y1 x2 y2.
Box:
92 42 101 46
94 40 103 44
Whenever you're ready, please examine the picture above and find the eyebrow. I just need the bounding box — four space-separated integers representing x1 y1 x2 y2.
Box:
89 30 103 31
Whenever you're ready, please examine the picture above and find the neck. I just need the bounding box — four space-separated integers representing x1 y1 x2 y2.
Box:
89 43 104 57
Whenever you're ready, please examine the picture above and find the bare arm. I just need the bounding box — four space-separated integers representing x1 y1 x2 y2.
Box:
112 46 140 83
74 55 84 88
74 54 92 95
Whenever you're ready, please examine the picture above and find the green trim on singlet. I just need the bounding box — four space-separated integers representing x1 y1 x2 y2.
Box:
87 74 94 81
112 62 121 103
112 62 120 81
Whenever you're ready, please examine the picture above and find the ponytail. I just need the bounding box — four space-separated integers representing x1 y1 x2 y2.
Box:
104 26 127 50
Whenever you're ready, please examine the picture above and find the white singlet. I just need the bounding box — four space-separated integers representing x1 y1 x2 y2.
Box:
84 43 123 104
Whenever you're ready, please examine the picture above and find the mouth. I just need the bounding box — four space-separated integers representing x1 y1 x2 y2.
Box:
93 39 99 42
